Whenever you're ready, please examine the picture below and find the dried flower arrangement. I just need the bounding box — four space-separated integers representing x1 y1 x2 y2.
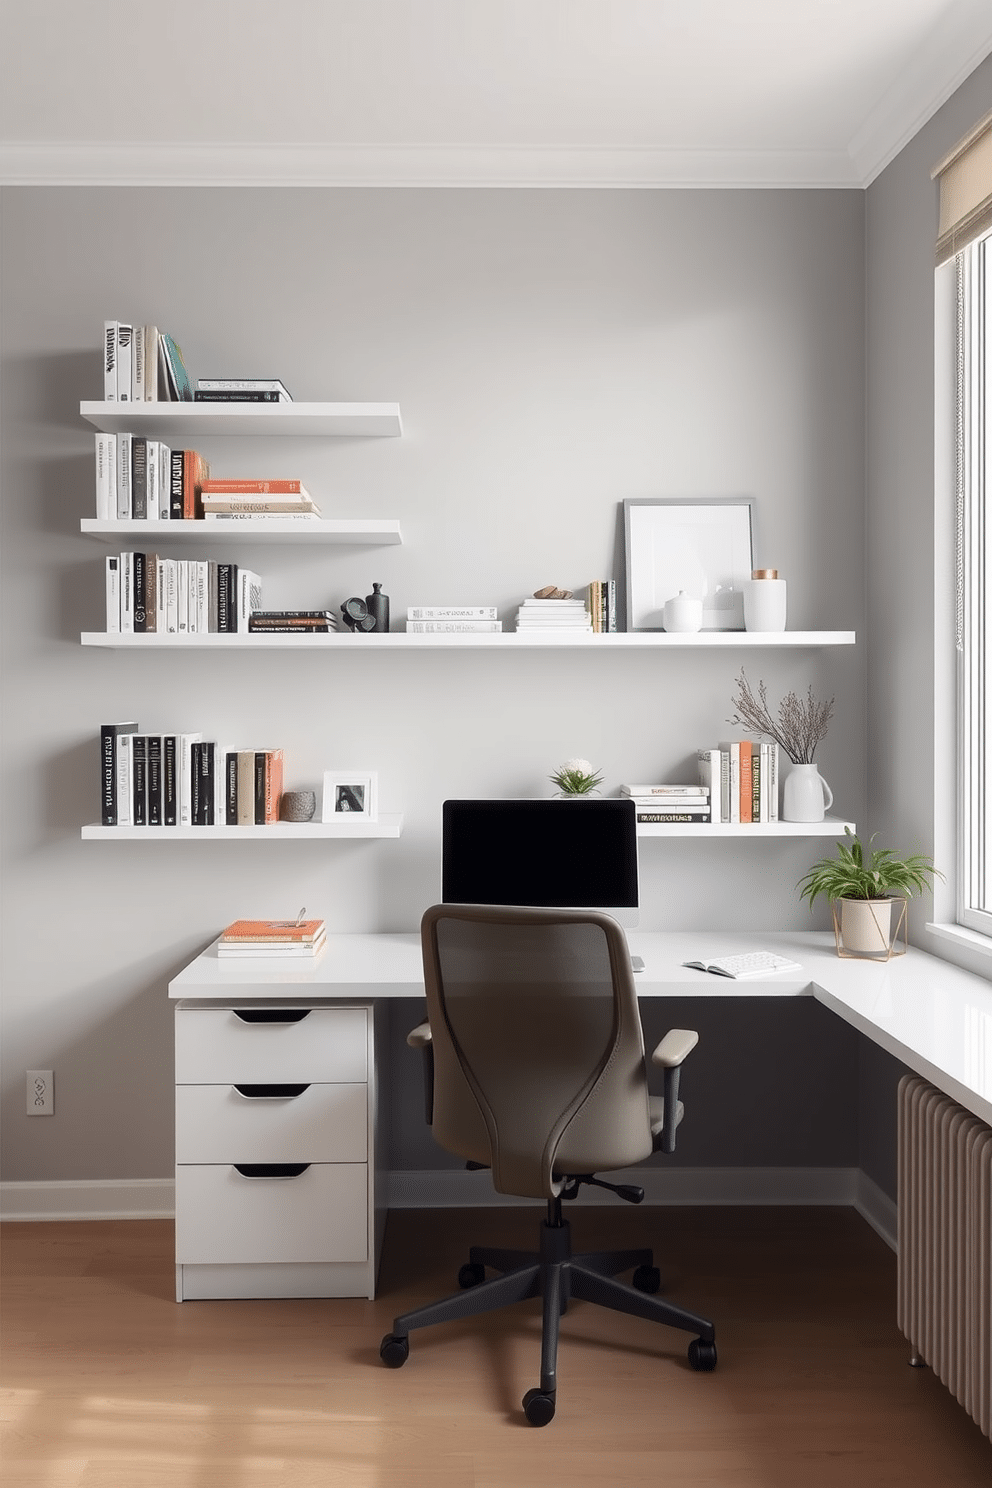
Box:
728 669 834 765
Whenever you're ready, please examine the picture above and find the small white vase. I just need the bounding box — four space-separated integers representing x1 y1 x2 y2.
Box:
662 591 703 633
743 569 787 632
782 763 833 822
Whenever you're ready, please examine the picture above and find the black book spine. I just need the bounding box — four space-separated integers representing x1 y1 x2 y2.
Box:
198 742 215 825
170 449 185 520
225 750 239 825
146 736 162 825
101 726 117 826
190 742 202 825
131 437 148 520
132 736 147 825
254 751 267 825
132 552 147 631
163 735 178 826
216 563 238 633
193 390 283 402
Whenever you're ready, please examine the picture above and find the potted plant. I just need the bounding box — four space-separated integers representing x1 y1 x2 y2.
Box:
549 758 603 797
797 828 943 957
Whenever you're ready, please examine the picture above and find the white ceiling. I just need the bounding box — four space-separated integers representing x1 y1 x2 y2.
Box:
1 0 990 187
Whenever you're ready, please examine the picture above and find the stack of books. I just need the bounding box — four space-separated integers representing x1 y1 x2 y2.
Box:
587 580 617 632
194 378 293 405
217 916 326 958
100 723 284 827
515 597 592 633
249 610 338 634
106 554 261 634
94 438 210 520
696 743 780 824
620 783 712 824
405 606 502 633
103 322 192 402
200 479 321 521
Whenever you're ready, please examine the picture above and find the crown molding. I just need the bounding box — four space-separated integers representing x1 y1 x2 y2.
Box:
848 1 992 185
0 141 863 190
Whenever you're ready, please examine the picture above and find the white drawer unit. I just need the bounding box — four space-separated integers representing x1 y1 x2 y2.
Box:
174 999 384 1302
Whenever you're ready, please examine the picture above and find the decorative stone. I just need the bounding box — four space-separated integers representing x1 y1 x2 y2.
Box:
533 585 573 600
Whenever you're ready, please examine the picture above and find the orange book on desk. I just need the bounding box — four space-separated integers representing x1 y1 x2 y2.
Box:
220 917 324 944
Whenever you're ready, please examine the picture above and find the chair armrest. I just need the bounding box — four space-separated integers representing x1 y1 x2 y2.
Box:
650 1028 699 1155
407 1021 433 1049
651 1027 698 1068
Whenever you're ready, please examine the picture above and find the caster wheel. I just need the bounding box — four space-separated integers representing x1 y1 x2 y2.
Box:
458 1262 486 1289
379 1333 409 1368
522 1387 556 1426
687 1337 717 1372
632 1264 661 1294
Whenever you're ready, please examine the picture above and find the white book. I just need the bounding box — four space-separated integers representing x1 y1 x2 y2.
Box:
105 555 120 632
696 751 724 823
120 552 134 634
116 433 132 520
202 512 320 522
622 783 710 797
94 433 116 520
132 325 146 402
116 322 133 402
194 561 209 632
214 742 230 826
196 378 291 395
237 749 256 825
178 732 202 827
144 326 159 400
158 443 171 519
162 559 179 633
406 620 503 633
767 743 779 822
145 440 160 520
407 606 498 620
237 569 262 632
103 320 118 401
718 742 741 824
116 733 133 825
177 560 189 633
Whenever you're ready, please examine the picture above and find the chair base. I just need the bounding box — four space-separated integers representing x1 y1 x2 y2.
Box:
381 1204 716 1424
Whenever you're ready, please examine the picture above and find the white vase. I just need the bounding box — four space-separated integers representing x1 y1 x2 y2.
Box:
782 763 833 822
838 898 894 955
743 570 787 632
662 591 703 633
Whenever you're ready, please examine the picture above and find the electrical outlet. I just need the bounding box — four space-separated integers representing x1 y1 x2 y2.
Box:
26 1070 54 1116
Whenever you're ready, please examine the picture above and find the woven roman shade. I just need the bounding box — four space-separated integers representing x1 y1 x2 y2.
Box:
933 108 992 265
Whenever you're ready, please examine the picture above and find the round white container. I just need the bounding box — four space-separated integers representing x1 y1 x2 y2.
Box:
743 569 787 632
662 591 703 633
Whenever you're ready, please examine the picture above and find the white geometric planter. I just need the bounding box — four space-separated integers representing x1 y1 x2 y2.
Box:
832 897 907 959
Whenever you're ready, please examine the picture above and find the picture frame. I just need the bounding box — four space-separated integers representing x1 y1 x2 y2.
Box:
623 498 754 632
321 770 378 823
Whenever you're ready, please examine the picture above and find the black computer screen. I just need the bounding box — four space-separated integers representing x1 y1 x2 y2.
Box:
441 799 639 909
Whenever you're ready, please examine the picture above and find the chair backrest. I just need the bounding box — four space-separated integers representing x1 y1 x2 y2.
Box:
420 903 655 1200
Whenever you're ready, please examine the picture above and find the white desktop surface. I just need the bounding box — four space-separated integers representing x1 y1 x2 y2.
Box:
169 928 992 1127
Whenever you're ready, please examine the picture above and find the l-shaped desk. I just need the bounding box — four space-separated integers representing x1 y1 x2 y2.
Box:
168 927 992 1304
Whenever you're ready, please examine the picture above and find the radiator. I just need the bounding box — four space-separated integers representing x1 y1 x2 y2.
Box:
897 1074 992 1440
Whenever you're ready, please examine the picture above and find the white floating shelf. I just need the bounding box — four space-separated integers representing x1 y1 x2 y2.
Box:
80 630 855 650
81 518 402 545
636 817 855 838
79 401 403 438
81 814 403 841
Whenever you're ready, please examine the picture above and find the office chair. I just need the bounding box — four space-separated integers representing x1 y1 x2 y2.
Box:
379 903 717 1426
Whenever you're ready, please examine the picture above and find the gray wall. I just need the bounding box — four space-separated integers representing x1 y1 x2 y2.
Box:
1 185 868 1184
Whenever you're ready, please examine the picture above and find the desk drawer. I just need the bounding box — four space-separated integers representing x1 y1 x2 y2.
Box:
175 1005 367 1083
176 1082 367 1164
175 1161 368 1264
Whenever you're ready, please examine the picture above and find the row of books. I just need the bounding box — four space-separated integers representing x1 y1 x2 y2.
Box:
620 782 713 823
102 321 293 405
198 479 322 520
217 916 326 959
105 555 261 634
587 579 618 633
250 610 338 633
516 597 592 632
404 606 502 633
697 742 780 823
95 435 210 520
100 723 284 828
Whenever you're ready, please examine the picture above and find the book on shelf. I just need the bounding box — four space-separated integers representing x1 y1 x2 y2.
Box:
100 721 138 826
202 511 321 522
405 620 503 633
193 390 290 403
515 598 592 631
629 799 710 814
219 915 326 944
621 783 710 798
254 748 284 824
116 434 133 520
159 333 194 401
200 479 311 495
116 323 133 403
587 579 617 633
703 742 779 824
105 557 120 634
248 610 337 632
95 434 116 519
196 378 293 399
103 322 118 401
637 811 711 824
200 498 320 516
107 555 261 634
406 606 498 620
682 950 803 980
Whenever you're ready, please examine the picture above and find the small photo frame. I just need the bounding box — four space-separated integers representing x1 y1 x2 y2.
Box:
321 770 378 823
623 497 754 631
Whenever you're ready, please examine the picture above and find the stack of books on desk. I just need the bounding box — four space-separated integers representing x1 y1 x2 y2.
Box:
515 597 592 633
405 606 502 633
217 917 327 957
620 783 712 824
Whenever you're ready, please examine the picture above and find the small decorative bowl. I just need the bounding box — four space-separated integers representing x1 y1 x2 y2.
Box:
280 790 317 823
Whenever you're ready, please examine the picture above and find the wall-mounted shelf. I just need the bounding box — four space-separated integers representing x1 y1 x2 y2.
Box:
79 401 403 438
80 630 856 650
81 518 402 545
636 817 855 838
81 815 403 841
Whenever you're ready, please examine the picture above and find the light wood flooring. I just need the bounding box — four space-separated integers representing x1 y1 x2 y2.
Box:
2 1205 991 1487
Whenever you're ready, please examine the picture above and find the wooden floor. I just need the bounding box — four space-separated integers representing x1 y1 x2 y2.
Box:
2 1205 990 1487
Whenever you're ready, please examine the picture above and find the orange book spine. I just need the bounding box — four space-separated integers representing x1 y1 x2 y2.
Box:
739 741 752 823
201 479 304 494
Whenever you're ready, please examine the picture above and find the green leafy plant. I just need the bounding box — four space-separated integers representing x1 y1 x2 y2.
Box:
798 828 943 908
549 758 603 796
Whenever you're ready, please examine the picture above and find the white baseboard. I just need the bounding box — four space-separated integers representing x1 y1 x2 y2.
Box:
0 1168 899 1251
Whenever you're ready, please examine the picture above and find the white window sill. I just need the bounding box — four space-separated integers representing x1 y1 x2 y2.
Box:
927 921 992 969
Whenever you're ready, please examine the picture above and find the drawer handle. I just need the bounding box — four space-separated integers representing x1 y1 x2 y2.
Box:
234 1009 310 1024
233 1083 309 1099
233 1162 310 1179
